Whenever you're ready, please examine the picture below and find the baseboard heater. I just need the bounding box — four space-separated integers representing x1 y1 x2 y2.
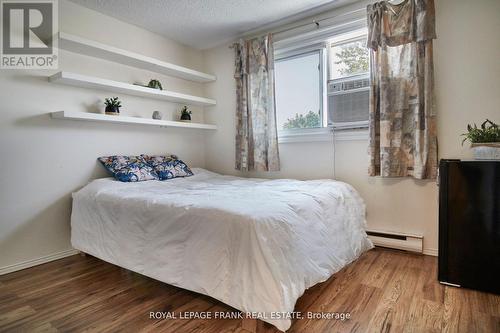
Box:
366 229 423 254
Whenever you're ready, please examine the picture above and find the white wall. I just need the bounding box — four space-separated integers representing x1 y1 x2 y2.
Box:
1 0 498 271
203 0 500 255
0 0 209 269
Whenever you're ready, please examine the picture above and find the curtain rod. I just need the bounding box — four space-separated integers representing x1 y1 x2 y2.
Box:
229 7 366 48
273 7 365 36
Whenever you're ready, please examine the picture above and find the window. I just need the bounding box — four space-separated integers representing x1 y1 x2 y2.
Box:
274 50 325 131
327 29 370 130
273 27 369 142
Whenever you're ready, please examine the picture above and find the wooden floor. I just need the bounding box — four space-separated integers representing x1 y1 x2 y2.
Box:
0 248 498 333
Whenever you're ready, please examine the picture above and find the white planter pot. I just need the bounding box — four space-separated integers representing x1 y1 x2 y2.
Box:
471 143 500 160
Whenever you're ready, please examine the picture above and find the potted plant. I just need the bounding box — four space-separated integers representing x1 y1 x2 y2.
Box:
133 79 163 90
180 106 192 122
462 119 500 160
104 97 122 115
147 79 163 90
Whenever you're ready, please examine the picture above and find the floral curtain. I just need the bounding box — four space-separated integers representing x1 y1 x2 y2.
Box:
234 34 280 172
367 0 438 179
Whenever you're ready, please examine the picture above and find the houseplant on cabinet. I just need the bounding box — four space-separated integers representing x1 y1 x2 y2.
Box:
462 119 500 160
104 97 122 116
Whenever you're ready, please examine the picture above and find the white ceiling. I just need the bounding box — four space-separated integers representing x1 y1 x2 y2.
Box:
69 0 357 49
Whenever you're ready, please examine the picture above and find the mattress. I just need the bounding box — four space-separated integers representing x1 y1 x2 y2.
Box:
71 168 373 331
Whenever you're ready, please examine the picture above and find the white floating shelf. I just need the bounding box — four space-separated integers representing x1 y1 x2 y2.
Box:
59 32 216 83
49 72 216 107
50 111 217 130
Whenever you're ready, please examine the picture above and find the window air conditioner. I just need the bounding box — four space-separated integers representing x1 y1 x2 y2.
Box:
327 74 370 130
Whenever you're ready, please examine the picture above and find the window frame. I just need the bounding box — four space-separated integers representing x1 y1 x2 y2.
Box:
273 20 370 143
274 45 328 142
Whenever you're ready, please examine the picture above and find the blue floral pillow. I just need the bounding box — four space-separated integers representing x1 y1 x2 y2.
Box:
142 155 193 180
98 155 159 182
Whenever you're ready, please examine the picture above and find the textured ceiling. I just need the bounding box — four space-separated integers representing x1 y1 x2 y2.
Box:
69 0 356 49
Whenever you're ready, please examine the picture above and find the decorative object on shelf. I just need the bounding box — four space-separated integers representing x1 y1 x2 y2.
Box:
133 79 163 90
147 79 163 90
462 119 500 160
180 106 192 122
152 111 163 120
104 97 122 115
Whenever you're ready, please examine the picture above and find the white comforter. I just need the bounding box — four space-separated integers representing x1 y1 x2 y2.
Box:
71 168 372 331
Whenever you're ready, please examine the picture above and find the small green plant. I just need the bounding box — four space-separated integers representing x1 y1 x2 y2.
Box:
104 97 122 107
461 119 500 145
181 106 191 116
147 79 163 90
283 111 321 129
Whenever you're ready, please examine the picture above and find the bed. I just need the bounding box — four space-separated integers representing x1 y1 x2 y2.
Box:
71 168 373 331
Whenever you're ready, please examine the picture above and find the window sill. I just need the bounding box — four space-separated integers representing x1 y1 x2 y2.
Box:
278 128 368 144
278 128 332 143
334 128 369 141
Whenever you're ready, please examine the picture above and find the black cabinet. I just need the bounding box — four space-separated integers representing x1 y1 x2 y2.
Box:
438 159 500 294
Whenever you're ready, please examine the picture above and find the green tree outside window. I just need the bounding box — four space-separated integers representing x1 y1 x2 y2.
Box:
283 111 321 129
334 41 369 76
